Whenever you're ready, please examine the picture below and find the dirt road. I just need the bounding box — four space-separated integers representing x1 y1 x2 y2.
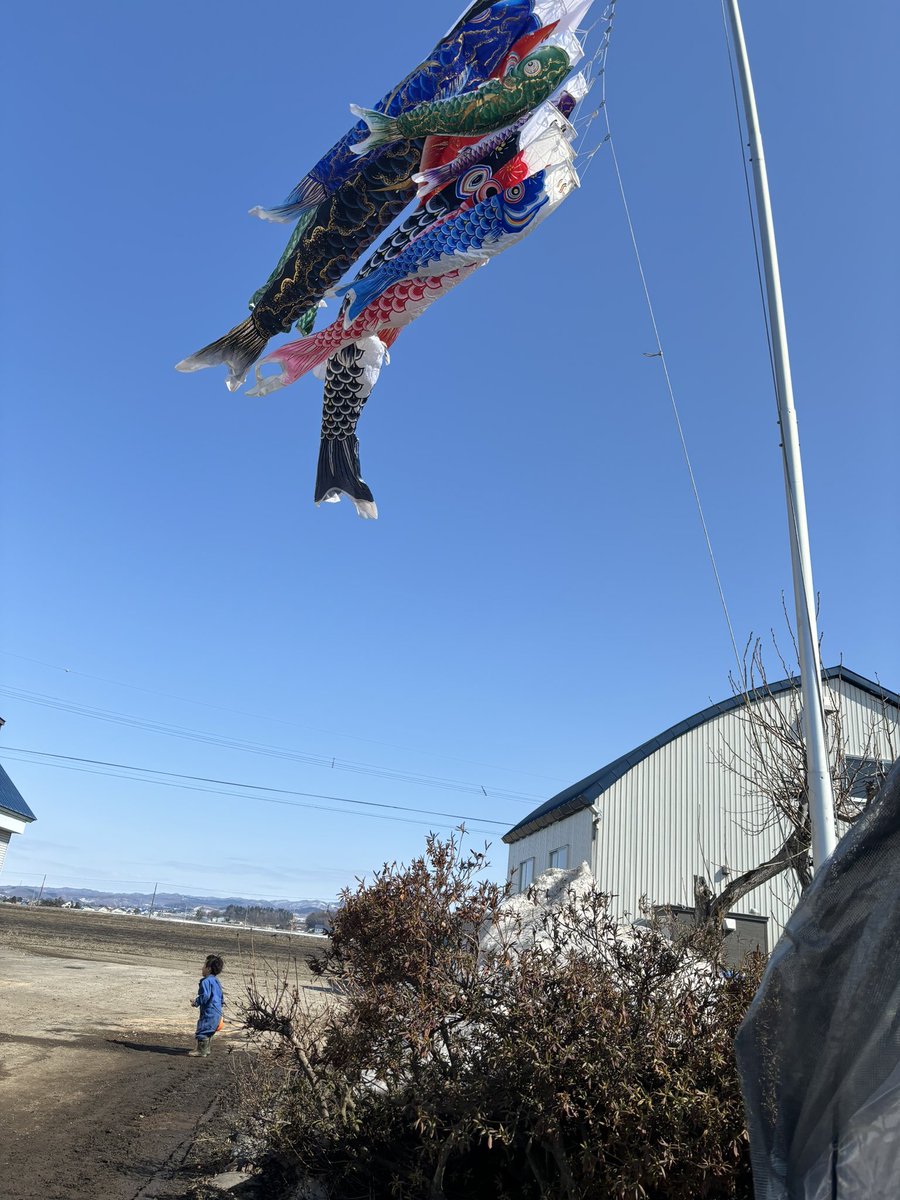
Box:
0 906 323 1200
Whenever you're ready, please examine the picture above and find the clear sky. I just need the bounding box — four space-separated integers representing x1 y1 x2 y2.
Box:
1 2 897 903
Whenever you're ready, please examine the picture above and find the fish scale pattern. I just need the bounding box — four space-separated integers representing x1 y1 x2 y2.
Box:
359 194 454 280
322 348 370 440
354 124 525 283
267 2 537 218
252 141 423 336
339 172 546 323
390 46 571 142
314 334 400 515
176 0 597 514
253 269 478 394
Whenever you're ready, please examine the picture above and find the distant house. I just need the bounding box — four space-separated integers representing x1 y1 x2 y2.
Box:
503 667 899 955
0 718 37 873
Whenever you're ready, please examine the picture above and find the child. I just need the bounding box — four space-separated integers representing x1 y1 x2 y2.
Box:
189 954 224 1057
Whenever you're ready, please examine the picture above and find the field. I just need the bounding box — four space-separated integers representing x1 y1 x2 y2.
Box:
0 905 325 1200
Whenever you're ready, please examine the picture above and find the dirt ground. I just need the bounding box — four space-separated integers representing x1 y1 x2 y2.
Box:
0 905 327 1200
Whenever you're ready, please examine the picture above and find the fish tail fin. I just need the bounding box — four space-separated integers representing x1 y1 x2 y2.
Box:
175 316 268 392
349 105 400 155
315 437 378 519
244 362 289 398
411 162 456 199
248 175 329 223
246 335 332 396
247 203 304 224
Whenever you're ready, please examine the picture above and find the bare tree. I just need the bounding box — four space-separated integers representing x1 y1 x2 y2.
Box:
693 632 896 931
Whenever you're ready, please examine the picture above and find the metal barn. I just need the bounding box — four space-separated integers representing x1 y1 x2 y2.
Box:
503 667 899 952
0 719 37 874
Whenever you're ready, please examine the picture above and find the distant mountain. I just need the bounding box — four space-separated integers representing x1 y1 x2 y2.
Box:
0 883 331 914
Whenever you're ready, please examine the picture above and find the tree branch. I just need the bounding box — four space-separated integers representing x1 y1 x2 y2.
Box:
429 1128 459 1200
693 827 810 928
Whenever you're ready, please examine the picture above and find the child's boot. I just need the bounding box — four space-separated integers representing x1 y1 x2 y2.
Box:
188 1037 211 1058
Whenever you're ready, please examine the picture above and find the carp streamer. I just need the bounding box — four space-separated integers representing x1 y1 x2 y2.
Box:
177 0 610 518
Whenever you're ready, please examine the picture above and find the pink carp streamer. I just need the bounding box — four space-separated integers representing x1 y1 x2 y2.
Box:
247 266 484 398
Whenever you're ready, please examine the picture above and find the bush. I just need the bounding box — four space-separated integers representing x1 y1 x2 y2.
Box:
240 833 763 1199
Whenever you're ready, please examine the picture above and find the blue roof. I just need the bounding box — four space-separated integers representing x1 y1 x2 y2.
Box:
503 666 899 845
0 761 36 822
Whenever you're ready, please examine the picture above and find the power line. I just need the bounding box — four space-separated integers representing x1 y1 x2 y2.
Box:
0 685 541 805
0 648 567 786
1 746 510 834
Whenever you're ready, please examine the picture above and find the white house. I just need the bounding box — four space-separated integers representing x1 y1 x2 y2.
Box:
0 719 37 873
503 667 899 956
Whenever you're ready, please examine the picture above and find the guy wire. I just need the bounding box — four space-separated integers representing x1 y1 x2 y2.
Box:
594 1 745 681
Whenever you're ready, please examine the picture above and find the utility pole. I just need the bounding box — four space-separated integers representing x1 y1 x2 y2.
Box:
724 0 837 872
36 873 46 904
149 882 158 917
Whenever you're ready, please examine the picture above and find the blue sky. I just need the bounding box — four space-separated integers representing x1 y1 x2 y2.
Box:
1 2 896 903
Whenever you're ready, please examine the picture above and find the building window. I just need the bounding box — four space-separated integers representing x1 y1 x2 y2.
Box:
518 858 535 893
549 845 569 870
844 756 892 801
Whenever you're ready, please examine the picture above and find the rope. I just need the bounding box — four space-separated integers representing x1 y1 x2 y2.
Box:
586 0 745 681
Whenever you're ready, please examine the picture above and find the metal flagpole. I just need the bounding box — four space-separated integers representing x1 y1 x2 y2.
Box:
724 0 837 872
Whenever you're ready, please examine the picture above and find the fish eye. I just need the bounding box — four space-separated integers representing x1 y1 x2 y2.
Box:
477 180 503 202
459 166 491 197
523 59 542 78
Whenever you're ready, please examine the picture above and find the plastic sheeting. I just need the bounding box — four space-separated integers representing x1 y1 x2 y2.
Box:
736 759 900 1199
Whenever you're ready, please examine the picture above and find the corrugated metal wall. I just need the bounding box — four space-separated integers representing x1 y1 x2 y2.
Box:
506 808 593 891
593 677 898 944
510 678 898 944
0 829 11 874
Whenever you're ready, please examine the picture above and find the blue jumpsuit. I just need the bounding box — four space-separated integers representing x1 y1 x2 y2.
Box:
192 974 223 1039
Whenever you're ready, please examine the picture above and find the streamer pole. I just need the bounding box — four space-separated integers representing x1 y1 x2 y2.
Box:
724 0 836 871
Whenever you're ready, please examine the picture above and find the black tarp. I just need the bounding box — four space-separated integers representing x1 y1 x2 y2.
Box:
736 759 900 1199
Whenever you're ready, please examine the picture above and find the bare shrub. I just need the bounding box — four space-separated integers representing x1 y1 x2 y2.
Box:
239 832 762 1199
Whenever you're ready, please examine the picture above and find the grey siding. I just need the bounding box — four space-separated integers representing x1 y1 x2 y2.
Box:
509 675 898 945
592 677 897 945
507 808 593 891
0 829 10 873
